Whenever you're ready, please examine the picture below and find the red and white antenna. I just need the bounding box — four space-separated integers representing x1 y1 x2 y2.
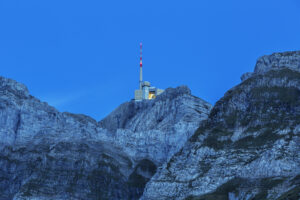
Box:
139 42 143 89
140 42 143 68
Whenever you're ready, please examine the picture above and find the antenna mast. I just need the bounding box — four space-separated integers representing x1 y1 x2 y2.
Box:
139 42 143 89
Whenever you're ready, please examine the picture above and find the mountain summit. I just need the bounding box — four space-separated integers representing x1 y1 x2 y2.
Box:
0 51 299 200
0 77 211 199
142 51 300 200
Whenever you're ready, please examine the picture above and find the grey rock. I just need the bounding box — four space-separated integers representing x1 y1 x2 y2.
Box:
0 76 211 199
142 51 300 200
254 51 300 74
0 76 29 98
241 51 300 83
0 75 138 199
99 85 212 164
240 72 253 82
2 50 300 200
100 85 195 132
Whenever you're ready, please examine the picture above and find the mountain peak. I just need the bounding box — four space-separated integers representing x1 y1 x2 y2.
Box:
142 50 300 200
99 85 211 133
0 76 29 98
254 50 300 74
241 50 300 81
155 85 191 100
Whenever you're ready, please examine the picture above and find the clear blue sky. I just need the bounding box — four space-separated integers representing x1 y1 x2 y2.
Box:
1 0 300 120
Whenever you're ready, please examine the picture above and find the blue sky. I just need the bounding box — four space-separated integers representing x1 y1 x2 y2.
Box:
1 0 300 120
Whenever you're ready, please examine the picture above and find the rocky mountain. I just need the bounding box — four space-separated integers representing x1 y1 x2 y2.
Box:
99 86 212 165
141 51 300 200
1 51 299 200
0 76 211 199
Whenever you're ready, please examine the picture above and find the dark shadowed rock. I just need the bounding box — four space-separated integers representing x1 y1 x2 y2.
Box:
240 72 253 81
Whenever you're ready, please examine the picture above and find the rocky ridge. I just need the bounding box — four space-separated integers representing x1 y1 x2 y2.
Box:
141 51 300 200
0 76 211 199
99 86 212 164
1 51 299 200
241 51 300 81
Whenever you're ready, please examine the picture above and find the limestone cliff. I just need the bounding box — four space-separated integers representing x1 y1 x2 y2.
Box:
2 51 299 200
142 51 300 200
0 76 211 199
99 86 212 164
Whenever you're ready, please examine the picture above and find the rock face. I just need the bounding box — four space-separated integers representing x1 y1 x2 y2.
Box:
241 51 300 82
99 86 212 164
2 51 299 200
142 51 300 200
0 76 211 200
0 76 134 199
254 51 300 74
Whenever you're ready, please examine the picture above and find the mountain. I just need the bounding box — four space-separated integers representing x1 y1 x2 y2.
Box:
1 51 299 200
99 86 212 165
0 76 211 199
141 51 300 200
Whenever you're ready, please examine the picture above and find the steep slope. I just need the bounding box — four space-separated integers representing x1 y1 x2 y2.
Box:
0 77 135 199
0 77 211 199
99 86 212 164
142 51 300 200
98 86 212 197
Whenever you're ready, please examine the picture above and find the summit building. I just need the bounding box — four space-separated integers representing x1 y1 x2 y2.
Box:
134 43 164 101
